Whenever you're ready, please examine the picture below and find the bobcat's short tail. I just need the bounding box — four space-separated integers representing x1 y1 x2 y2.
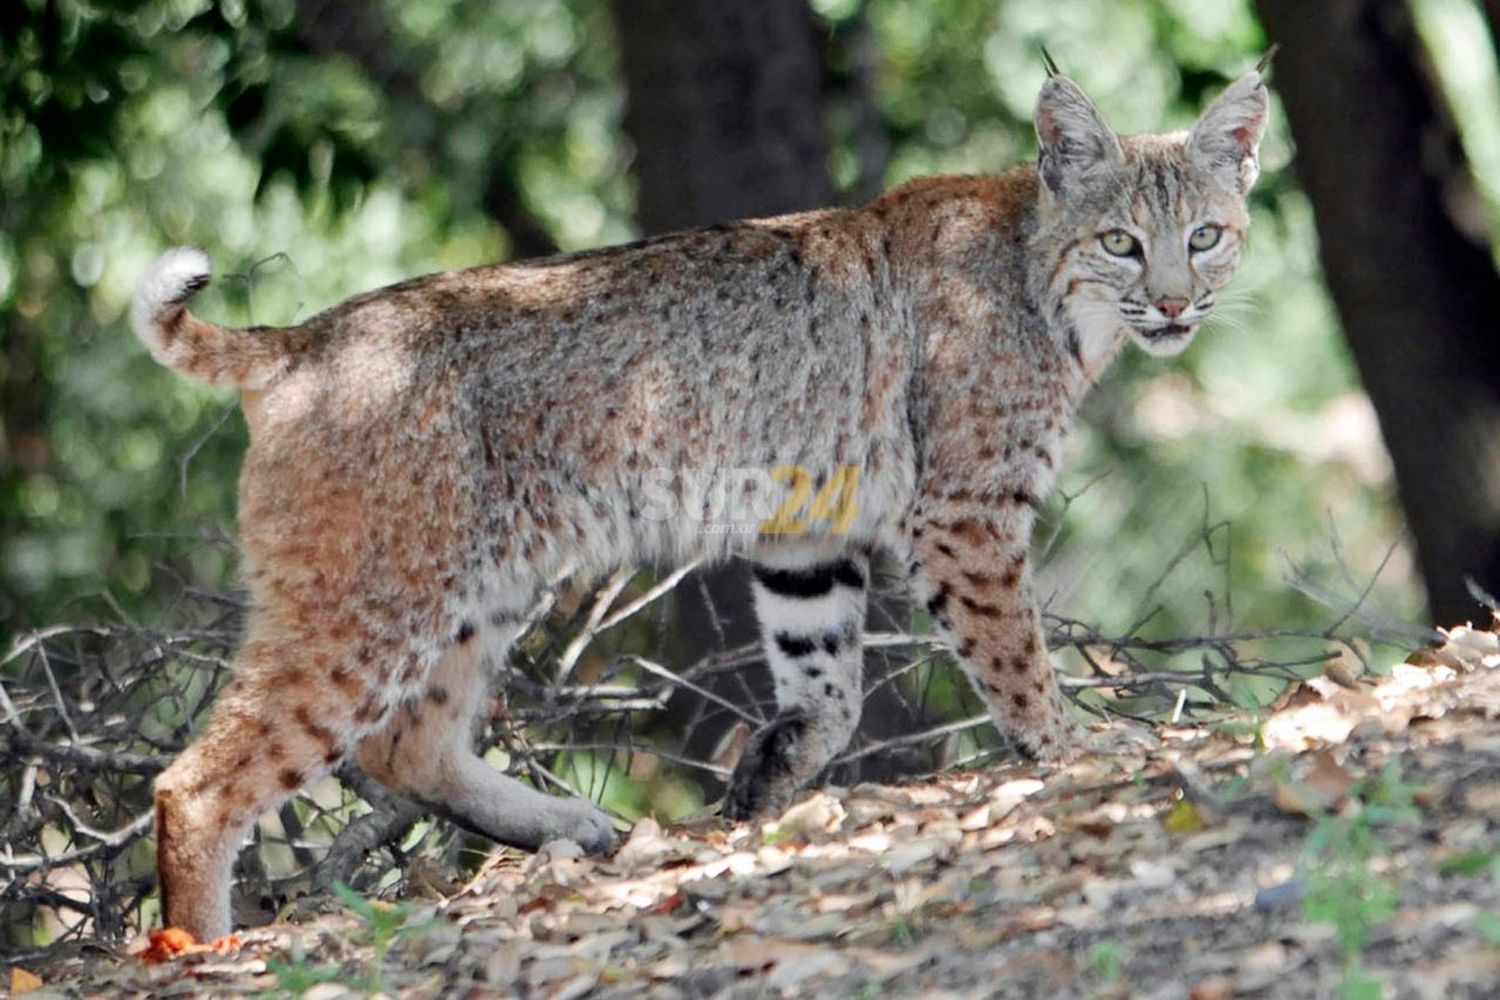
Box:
131 247 303 389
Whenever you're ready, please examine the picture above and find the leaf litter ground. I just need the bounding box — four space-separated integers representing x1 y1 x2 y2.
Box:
14 632 1500 999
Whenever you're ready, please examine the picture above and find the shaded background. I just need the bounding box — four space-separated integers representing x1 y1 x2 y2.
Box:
3 0 1500 947
10 0 1499 651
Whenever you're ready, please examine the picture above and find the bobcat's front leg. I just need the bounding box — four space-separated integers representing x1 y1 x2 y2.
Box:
904 499 1080 760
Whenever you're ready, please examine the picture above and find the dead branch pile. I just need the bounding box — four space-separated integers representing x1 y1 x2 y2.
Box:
0 516 1416 961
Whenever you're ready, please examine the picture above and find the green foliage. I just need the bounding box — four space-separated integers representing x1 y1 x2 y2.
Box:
1087 940 1124 981
1438 849 1500 877
261 882 437 996
0 0 626 640
331 881 437 994
1301 763 1419 995
264 954 342 997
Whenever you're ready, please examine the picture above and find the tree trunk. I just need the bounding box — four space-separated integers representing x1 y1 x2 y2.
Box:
611 0 834 230
1483 1 1500 56
1255 0 1500 624
609 0 834 661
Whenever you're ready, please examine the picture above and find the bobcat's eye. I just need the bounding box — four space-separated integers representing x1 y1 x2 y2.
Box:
1189 224 1222 252
1099 230 1139 257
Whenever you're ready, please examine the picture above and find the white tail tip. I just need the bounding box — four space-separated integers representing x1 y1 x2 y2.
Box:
131 246 212 356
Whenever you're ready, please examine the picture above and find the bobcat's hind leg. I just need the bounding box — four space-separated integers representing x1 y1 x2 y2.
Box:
356 624 618 855
723 550 869 820
154 625 385 941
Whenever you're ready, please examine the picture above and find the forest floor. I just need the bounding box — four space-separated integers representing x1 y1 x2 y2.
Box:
12 632 1500 999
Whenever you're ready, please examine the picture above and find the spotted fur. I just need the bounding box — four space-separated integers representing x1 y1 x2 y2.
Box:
134 69 1266 939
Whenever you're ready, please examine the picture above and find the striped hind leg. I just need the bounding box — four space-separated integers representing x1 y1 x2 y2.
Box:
723 550 868 820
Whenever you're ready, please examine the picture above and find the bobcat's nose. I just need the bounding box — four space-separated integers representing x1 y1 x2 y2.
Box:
1155 297 1189 319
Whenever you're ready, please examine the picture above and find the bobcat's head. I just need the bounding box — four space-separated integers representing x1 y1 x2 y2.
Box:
1033 67 1268 361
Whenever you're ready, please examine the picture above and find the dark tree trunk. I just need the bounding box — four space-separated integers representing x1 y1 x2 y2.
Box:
1255 0 1500 624
0 314 50 633
609 0 834 660
611 0 834 230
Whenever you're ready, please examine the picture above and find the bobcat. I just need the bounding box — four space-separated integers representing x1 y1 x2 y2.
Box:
132 66 1267 939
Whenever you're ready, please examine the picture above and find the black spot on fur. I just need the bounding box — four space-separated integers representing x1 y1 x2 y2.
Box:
755 558 866 599
803 665 823 679
960 594 1003 617
926 583 951 617
756 564 833 598
455 621 475 644
774 632 817 658
830 559 866 589
174 270 210 301
822 633 840 656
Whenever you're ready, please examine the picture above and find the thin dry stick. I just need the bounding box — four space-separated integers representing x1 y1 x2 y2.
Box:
555 566 637 683
0 811 153 873
596 560 702 632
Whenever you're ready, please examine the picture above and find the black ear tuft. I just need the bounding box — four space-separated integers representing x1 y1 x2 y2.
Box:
1039 45 1061 79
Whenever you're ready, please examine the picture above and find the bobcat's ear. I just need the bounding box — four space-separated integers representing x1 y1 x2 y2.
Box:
1034 76 1124 196
1187 71 1269 194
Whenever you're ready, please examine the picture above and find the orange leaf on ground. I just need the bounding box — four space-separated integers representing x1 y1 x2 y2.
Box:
135 928 242 964
137 927 196 963
9 966 44 993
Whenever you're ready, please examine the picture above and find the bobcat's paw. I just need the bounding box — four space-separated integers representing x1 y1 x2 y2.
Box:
546 796 620 855
722 715 808 822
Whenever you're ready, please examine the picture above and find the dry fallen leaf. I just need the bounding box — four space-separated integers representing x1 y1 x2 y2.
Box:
1436 623 1500 670
772 791 847 837
1189 974 1233 1000
711 721 753 771
1273 750 1352 817
9 967 43 994
614 817 685 871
